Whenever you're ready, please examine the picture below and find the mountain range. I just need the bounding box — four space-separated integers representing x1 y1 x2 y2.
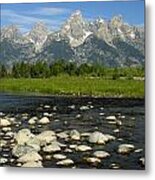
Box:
0 10 145 67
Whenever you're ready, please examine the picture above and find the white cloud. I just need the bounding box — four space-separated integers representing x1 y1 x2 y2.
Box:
27 7 70 16
1 8 69 31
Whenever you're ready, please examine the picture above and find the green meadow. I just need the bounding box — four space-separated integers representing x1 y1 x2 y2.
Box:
0 76 144 98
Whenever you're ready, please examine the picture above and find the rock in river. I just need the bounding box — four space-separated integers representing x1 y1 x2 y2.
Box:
70 129 80 140
53 154 67 160
85 157 101 164
0 118 11 127
139 157 145 166
56 159 74 166
17 151 42 163
106 116 117 121
22 161 43 168
15 129 34 145
118 144 135 154
88 131 115 144
43 141 61 153
76 145 92 152
26 137 41 152
0 157 8 164
93 151 110 159
36 130 56 146
28 117 38 125
12 145 37 157
38 117 50 124
57 131 69 139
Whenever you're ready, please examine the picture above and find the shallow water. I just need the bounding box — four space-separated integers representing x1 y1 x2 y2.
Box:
0 93 145 169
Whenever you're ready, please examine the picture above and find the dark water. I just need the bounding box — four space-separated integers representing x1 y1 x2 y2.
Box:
0 93 145 169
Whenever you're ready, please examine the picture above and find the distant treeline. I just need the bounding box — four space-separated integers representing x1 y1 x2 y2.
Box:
0 60 144 79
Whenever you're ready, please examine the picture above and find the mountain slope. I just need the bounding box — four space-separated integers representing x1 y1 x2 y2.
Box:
0 10 145 67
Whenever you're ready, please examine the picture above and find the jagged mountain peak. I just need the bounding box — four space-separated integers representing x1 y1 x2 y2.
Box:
70 10 82 18
0 10 144 67
110 15 123 28
1 24 21 40
26 21 49 50
60 10 92 47
31 21 48 32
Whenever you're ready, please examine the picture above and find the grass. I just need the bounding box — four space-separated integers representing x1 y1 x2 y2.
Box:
0 76 144 98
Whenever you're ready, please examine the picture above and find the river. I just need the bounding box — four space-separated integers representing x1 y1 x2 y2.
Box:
0 93 145 169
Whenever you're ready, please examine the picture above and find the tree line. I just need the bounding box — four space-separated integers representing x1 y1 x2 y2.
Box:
0 60 144 79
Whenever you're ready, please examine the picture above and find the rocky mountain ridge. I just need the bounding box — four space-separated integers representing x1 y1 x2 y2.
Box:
0 10 144 67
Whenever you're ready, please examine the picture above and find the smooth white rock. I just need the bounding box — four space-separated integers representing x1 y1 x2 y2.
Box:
12 145 37 157
76 145 92 152
53 154 67 160
70 129 80 140
89 131 115 144
0 157 8 164
0 118 11 127
22 161 43 167
86 157 101 164
36 130 56 146
56 159 74 166
106 116 117 120
80 106 89 110
118 144 135 154
38 117 50 124
15 129 34 145
43 142 61 153
17 151 42 163
28 117 38 125
57 131 69 139
93 151 110 158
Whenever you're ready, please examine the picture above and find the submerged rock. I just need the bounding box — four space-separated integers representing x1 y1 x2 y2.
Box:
118 144 135 154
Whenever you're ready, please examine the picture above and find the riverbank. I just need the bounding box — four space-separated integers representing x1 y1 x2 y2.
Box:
0 77 144 98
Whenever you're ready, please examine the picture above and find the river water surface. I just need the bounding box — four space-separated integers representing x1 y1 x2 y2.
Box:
0 93 145 169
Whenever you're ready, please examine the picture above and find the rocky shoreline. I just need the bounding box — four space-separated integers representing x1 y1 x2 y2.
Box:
0 96 145 169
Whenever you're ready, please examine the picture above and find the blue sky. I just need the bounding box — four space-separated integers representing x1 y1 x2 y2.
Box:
1 1 145 33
